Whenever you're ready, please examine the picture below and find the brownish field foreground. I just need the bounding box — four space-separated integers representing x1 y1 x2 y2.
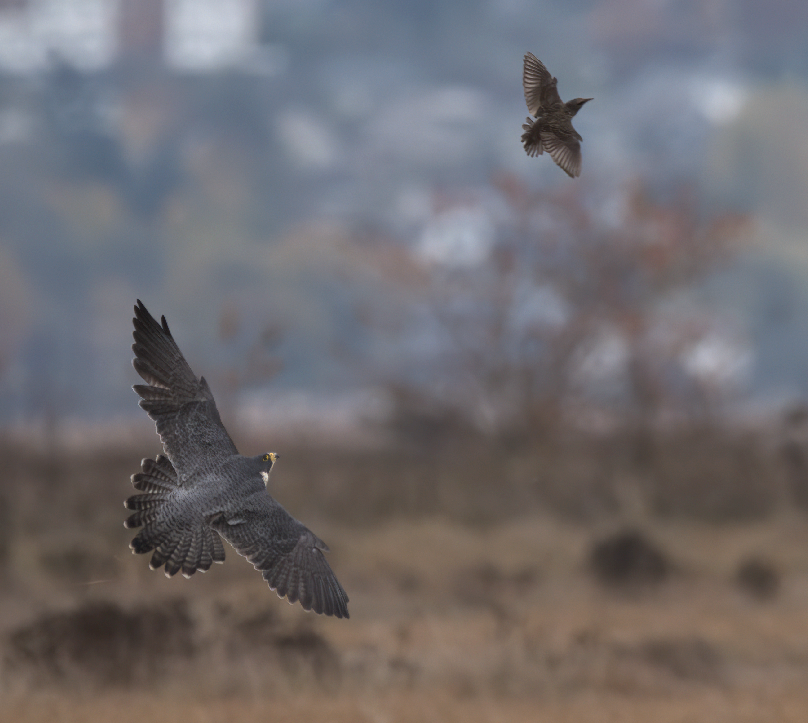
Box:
3 435 808 721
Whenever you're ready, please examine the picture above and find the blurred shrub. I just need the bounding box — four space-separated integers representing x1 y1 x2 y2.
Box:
225 608 339 684
735 556 780 601
4 600 194 687
588 528 671 589
3 597 339 691
635 637 723 682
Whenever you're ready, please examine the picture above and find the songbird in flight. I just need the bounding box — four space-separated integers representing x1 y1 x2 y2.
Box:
521 52 592 178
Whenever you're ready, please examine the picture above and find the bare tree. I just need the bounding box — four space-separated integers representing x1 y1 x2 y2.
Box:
383 174 750 443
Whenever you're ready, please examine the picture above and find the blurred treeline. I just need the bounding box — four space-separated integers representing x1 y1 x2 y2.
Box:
2 0 808 578
3 161 808 578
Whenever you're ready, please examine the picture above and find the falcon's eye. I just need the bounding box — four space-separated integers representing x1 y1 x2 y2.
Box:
262 454 270 462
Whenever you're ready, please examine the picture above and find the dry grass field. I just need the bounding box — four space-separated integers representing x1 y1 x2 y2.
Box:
3 429 808 722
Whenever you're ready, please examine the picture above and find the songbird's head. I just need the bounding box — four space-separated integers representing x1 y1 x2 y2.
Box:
566 97 592 116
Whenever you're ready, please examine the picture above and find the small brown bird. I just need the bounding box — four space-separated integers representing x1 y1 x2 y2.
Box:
521 52 592 178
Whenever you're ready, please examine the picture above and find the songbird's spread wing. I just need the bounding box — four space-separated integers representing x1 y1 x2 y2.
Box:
132 300 238 474
542 133 582 178
523 52 561 115
210 497 350 619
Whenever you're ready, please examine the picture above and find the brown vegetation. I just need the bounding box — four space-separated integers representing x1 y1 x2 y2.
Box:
2 423 808 721
588 528 671 589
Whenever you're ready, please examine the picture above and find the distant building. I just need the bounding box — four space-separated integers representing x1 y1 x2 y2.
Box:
0 0 118 72
163 0 259 71
119 0 162 60
0 0 272 74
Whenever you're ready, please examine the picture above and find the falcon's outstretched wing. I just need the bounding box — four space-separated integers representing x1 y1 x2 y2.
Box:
523 52 561 116
210 497 350 619
132 300 238 474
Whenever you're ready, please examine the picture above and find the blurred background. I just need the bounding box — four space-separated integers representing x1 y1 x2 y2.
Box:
3 0 808 721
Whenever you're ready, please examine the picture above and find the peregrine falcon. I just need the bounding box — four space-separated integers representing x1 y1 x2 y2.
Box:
124 300 349 618
521 52 592 178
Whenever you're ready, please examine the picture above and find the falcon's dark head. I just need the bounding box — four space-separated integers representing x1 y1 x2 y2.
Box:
256 452 279 486
566 97 592 116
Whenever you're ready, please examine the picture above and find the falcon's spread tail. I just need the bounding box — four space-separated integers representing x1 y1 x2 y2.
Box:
125 455 225 577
